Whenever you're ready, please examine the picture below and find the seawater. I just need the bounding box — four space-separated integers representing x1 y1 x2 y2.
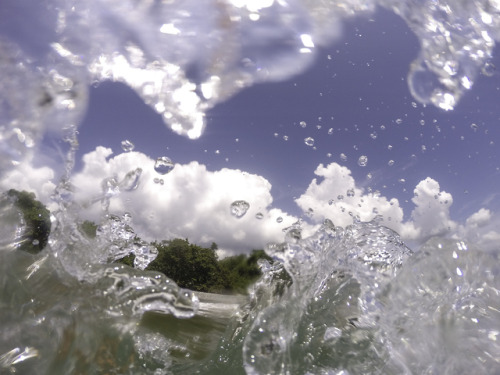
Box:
1 0 500 374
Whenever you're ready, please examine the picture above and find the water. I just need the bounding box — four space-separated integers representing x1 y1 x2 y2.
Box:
1 0 500 374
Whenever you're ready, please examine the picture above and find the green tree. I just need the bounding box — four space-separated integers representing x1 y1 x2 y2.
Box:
146 239 225 293
7 189 51 254
219 249 272 294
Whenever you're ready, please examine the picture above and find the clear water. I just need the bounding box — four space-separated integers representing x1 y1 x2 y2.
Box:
1 0 500 374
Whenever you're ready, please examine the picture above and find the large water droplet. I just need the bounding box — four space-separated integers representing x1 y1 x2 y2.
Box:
230 200 250 218
154 156 174 175
358 155 368 167
304 137 314 147
121 140 135 152
119 168 142 191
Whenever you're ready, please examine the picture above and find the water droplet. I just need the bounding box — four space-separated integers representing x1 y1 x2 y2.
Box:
387 144 393 150
326 153 332 158
154 156 174 175
328 128 333 135
328 199 334 205
282 135 289 141
121 140 135 152
346 189 355 197
369 132 377 139
482 61 496 76
470 123 478 132
357 155 368 167
299 121 307 128
119 168 142 191
255 212 264 220
388 160 395 166
230 200 250 218
276 216 283 223
340 153 347 161
337 194 344 200
395 118 403 125
274 133 279 138
304 137 314 147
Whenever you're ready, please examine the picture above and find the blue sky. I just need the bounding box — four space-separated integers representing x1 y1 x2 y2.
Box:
74 8 500 220
2 4 499 253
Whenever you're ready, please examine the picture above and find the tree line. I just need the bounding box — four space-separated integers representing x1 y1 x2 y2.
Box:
6 189 272 294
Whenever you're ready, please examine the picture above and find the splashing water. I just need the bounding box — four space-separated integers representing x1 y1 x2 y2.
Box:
1 0 500 374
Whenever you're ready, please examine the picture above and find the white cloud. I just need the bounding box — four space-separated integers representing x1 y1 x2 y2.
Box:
71 147 298 253
2 152 498 254
0 156 56 206
295 162 499 251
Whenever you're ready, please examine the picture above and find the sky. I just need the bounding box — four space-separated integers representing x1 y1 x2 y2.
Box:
1 5 500 254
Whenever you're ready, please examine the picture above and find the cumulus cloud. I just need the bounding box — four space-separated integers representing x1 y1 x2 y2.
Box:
70 147 298 253
2 151 498 253
0 156 57 206
295 162 499 251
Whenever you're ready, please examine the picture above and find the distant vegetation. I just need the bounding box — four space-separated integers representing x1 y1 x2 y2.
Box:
141 239 271 294
6 189 51 254
6 189 273 294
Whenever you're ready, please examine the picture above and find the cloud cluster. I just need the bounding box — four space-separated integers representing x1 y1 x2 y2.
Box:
295 162 499 251
70 147 297 253
2 149 498 253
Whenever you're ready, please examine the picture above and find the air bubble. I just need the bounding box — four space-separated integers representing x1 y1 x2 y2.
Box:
230 200 250 218
154 156 174 175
